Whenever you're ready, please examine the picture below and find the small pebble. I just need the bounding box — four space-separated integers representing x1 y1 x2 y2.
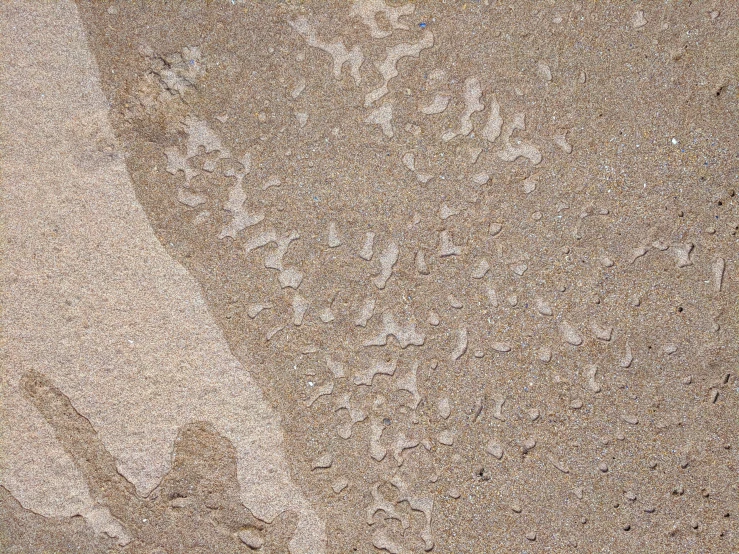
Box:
525 531 537 541
598 462 609 473
570 399 583 409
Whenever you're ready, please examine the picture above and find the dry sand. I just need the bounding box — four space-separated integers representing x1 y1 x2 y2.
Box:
1 1 738 552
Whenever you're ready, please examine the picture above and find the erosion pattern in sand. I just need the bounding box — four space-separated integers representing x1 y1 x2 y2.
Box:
1 1 323 553
3 0 739 553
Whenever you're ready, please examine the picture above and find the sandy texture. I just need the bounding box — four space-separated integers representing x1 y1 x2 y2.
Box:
2 0 739 552
0 1 323 552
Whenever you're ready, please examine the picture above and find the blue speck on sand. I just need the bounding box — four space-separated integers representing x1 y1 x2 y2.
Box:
419 22 427 29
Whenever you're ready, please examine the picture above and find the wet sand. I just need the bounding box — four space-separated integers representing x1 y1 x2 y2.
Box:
2 1 738 552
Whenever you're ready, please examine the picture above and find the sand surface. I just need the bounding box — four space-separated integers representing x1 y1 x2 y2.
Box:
1 1 738 552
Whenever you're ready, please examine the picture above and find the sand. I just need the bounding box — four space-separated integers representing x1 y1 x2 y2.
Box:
1 1 738 552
